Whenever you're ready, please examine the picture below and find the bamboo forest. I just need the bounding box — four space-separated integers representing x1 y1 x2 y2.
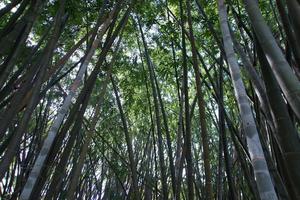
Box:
1 0 300 199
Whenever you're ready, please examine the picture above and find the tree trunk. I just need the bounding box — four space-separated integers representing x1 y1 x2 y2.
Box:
285 0 300 48
243 0 300 120
186 0 213 199
257 39 300 199
218 0 278 199
138 17 169 200
179 0 194 199
20 8 118 199
111 75 140 200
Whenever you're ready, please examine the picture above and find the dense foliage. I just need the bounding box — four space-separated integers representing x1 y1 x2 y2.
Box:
0 0 300 199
